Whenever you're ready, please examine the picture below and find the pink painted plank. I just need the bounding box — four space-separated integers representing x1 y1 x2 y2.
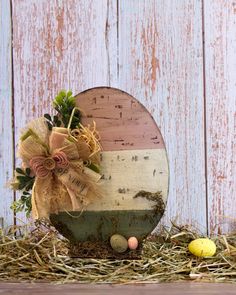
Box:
118 1 207 232
76 87 165 151
12 0 117 222
204 0 236 234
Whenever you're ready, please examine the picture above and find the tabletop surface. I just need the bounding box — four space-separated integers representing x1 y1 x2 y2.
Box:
0 282 236 295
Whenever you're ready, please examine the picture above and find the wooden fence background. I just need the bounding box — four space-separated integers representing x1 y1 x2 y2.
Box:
0 0 235 234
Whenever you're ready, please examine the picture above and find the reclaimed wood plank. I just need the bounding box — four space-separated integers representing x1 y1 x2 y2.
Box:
0 283 236 295
76 87 165 151
118 0 207 231
11 0 117 223
204 0 236 234
0 0 14 227
89 149 168 211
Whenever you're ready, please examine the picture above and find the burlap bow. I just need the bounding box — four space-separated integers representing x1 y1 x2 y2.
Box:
17 117 102 219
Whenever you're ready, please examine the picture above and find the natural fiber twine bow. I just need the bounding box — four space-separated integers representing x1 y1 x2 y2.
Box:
17 117 102 219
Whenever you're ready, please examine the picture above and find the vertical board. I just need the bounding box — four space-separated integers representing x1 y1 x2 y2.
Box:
118 0 207 231
0 0 14 227
204 1 236 233
12 0 117 222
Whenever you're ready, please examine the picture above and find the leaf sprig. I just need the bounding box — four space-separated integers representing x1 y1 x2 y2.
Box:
15 167 35 191
44 90 81 130
44 113 62 130
11 192 32 218
10 168 35 217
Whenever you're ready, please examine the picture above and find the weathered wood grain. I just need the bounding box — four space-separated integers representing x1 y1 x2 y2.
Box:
0 283 236 295
204 0 236 234
0 0 14 227
4 0 234 234
118 0 207 231
88 149 168 211
76 87 168 212
12 0 117 222
76 87 165 151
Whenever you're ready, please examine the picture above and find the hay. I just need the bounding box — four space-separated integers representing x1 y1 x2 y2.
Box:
0 222 236 284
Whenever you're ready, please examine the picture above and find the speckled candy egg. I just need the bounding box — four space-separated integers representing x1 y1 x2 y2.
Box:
128 237 139 250
188 238 216 257
110 234 128 253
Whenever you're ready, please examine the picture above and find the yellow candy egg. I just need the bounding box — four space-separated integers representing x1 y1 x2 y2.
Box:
188 238 216 257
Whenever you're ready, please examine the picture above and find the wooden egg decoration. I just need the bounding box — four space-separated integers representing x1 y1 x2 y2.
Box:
50 87 169 257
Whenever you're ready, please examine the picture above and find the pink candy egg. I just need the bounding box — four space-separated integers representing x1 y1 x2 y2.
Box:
128 237 138 250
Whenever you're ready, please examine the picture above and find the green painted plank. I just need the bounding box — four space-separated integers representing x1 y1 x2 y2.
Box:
50 209 163 243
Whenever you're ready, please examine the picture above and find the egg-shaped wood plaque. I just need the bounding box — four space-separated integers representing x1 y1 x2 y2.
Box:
50 87 169 258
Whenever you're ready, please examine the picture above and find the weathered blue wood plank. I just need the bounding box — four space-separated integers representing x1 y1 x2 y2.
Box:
11 0 118 223
118 0 207 232
0 0 14 227
204 0 236 234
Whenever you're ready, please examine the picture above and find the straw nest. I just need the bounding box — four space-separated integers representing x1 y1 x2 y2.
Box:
0 222 236 284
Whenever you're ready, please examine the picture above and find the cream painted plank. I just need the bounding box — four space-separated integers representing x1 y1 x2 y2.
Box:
12 0 117 222
118 1 206 231
204 1 236 234
86 149 168 211
0 0 14 227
